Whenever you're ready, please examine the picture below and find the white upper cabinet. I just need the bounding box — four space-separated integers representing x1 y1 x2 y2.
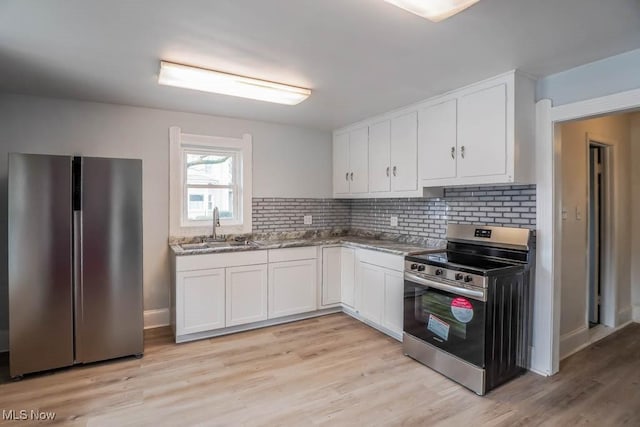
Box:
333 127 368 195
457 83 507 179
333 132 350 195
418 71 535 187
419 99 457 182
349 127 369 194
390 111 418 192
368 120 391 193
334 70 535 195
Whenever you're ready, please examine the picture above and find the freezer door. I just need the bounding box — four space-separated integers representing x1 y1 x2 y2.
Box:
8 154 74 377
76 157 143 363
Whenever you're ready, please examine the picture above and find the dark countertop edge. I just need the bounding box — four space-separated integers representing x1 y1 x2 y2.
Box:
170 238 445 257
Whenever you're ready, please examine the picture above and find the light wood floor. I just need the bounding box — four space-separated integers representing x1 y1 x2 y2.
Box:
0 314 639 426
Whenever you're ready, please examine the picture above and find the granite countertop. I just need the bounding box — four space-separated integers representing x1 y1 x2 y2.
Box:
170 234 445 257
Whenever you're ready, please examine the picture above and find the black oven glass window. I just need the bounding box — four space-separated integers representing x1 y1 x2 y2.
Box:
404 280 487 367
421 293 471 340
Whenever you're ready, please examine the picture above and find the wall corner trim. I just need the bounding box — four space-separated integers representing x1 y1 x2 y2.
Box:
633 305 640 323
144 308 170 330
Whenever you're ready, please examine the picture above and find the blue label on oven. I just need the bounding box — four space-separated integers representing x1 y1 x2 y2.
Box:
427 314 450 341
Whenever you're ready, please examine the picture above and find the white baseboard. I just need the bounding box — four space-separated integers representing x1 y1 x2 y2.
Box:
0 330 8 353
560 326 589 360
633 305 640 323
144 308 170 330
618 306 633 325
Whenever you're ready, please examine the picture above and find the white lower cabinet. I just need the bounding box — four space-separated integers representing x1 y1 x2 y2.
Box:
176 268 226 336
357 262 386 325
382 269 404 337
340 248 356 308
322 246 355 307
354 249 404 339
268 259 317 319
225 264 268 327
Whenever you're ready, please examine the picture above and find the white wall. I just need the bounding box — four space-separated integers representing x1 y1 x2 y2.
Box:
559 114 632 358
631 113 640 322
0 93 332 348
537 48 640 106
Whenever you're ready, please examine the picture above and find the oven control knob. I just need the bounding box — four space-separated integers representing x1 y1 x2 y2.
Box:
410 263 418 270
464 275 473 283
455 273 464 280
417 265 426 272
435 269 444 276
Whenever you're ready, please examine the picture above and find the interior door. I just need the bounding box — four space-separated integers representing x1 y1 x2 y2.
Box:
8 154 74 377
368 120 391 193
419 99 457 181
77 157 143 363
390 111 418 191
457 84 507 178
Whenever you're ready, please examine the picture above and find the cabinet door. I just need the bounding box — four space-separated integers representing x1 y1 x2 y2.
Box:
322 247 342 306
357 262 385 325
419 99 457 181
390 111 418 191
458 83 507 178
340 247 356 308
349 127 369 194
225 264 268 327
368 120 391 193
333 133 350 194
383 269 404 336
269 259 317 318
176 268 225 335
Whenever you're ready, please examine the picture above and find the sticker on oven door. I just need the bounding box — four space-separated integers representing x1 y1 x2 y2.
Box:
427 314 450 341
451 297 474 323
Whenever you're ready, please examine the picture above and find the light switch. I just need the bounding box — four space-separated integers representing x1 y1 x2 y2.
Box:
390 216 398 227
562 208 568 220
303 215 312 225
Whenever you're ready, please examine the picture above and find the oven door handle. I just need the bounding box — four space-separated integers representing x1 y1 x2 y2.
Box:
405 272 487 302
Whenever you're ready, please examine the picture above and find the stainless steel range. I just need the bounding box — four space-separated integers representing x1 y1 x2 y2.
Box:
403 224 533 395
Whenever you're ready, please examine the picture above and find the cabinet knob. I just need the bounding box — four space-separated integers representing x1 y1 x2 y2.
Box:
350 172 354 181
386 166 390 177
345 172 349 181
451 146 456 159
461 145 465 159
393 166 397 177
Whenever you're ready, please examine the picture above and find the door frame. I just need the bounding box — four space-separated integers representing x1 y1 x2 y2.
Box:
534 87 640 376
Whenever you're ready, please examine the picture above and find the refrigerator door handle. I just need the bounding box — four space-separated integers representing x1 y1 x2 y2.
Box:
73 210 83 363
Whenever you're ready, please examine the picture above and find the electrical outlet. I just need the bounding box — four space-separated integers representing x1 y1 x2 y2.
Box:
390 216 398 227
303 215 312 225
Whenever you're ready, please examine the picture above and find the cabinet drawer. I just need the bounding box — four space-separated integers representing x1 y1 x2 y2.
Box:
175 250 268 272
356 249 403 272
268 246 318 263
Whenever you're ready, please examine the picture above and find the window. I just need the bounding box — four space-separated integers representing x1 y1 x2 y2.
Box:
170 127 252 237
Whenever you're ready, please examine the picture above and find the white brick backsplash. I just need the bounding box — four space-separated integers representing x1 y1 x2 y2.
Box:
252 185 536 237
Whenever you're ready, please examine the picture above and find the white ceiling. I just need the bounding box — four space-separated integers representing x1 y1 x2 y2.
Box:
1 0 639 130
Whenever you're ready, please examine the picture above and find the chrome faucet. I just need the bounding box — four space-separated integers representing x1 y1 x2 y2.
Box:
212 206 220 240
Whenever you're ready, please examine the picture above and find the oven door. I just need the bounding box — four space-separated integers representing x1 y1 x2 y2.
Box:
404 272 486 367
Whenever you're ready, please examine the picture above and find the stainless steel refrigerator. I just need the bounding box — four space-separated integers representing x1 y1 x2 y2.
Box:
8 153 143 378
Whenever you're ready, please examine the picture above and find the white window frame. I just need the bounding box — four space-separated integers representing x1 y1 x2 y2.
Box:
170 126 252 237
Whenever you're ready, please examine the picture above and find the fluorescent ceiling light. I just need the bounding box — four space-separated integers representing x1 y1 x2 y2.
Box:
158 61 311 105
384 0 480 22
